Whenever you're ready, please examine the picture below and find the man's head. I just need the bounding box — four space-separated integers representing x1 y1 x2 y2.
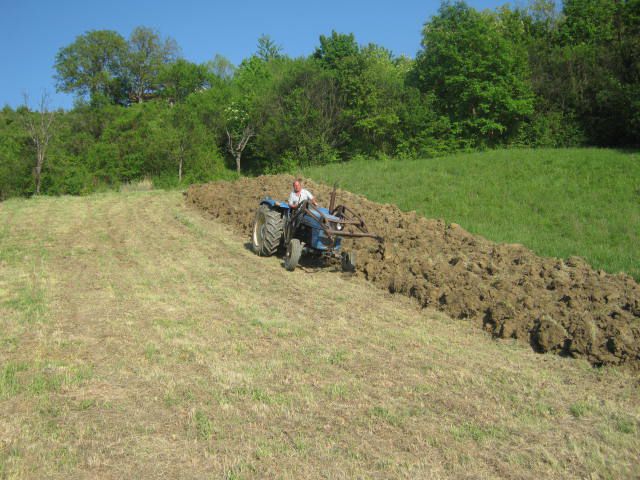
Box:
293 180 302 193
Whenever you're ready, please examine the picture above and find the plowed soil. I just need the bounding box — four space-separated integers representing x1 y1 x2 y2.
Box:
186 175 640 368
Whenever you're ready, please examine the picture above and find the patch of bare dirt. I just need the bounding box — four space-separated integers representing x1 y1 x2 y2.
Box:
186 175 640 368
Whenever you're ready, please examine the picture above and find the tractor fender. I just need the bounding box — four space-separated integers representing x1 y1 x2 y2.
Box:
259 197 290 211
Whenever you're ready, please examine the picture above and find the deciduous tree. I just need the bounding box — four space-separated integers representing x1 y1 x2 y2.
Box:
256 35 283 62
413 1 535 145
126 27 179 103
224 104 254 175
159 59 211 104
54 30 129 105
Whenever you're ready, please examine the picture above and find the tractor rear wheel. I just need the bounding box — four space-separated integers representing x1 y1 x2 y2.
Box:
252 205 283 256
284 239 302 271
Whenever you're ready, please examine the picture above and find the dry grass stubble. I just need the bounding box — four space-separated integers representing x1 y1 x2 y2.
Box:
0 191 638 479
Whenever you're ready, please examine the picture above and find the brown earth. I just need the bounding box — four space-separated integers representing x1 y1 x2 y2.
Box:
186 175 640 368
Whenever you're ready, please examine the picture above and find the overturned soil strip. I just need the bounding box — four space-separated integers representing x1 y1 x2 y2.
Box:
186 175 640 368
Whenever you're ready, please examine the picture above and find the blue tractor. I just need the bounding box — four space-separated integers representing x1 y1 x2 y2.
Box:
251 186 381 271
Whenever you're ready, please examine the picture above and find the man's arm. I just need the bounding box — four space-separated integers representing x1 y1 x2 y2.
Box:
304 189 318 206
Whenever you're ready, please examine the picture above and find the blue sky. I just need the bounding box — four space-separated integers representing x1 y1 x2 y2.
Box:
1 0 506 110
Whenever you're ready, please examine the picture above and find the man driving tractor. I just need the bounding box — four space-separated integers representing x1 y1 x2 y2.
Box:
252 179 380 271
288 179 318 209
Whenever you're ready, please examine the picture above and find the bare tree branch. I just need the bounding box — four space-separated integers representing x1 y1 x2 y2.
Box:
21 91 57 195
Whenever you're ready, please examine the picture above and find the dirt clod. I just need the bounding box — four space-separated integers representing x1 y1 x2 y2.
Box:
186 175 640 368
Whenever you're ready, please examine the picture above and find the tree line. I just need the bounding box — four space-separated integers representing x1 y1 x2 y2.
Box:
1 0 638 199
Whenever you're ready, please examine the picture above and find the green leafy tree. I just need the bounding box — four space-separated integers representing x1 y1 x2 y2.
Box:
413 1 535 145
494 3 582 146
126 26 179 103
313 32 410 156
253 57 343 170
256 35 283 61
0 106 32 199
313 31 364 109
222 56 272 174
42 110 94 195
314 31 360 69
54 30 129 105
351 44 404 154
158 59 212 104
554 0 640 144
395 89 454 157
160 103 224 183
207 54 235 80
313 31 369 153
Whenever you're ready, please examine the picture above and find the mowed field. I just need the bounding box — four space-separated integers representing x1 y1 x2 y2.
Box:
305 148 640 280
1 191 639 479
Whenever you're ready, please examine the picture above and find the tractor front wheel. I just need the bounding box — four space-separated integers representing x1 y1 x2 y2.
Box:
284 239 302 271
252 205 284 256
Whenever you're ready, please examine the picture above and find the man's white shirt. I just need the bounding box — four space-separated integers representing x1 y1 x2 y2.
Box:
288 188 314 206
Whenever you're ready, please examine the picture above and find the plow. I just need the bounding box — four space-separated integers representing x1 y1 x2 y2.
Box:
252 185 382 271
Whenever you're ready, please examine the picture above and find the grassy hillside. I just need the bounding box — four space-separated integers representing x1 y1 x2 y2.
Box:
305 148 640 280
0 191 638 478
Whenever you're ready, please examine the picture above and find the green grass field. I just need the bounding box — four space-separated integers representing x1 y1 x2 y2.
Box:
305 148 640 280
